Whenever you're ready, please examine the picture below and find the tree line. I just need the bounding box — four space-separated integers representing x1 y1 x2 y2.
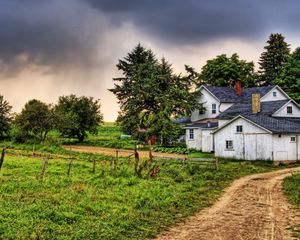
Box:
111 33 300 145
0 95 103 143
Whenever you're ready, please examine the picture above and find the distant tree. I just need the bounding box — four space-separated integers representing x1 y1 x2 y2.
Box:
0 95 12 140
15 99 54 142
55 95 103 142
200 53 256 87
274 48 300 102
110 44 202 144
258 33 290 85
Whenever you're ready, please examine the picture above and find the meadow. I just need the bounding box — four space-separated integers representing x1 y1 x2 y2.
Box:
0 149 292 240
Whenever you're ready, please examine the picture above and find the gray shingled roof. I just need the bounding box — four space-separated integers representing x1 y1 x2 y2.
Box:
184 121 218 129
244 115 300 134
218 100 289 119
204 85 275 103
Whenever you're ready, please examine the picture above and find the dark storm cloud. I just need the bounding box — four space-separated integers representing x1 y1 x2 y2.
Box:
0 0 104 75
86 0 300 44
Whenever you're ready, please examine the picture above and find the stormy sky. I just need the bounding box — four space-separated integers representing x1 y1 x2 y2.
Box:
1 0 300 121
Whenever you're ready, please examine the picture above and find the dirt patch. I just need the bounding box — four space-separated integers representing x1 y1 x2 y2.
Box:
155 167 300 240
64 145 187 159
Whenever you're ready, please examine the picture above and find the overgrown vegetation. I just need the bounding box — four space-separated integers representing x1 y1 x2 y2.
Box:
283 174 300 238
0 150 292 240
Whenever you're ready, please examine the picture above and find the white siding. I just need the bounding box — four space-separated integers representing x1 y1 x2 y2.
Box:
220 103 234 112
214 118 273 160
186 128 202 150
191 88 220 121
273 101 300 118
272 134 299 161
218 119 230 127
261 87 289 102
202 129 214 152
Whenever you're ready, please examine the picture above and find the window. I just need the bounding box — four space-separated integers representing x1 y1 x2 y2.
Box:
287 106 293 114
189 129 194 140
226 140 233 150
212 103 217 114
273 91 277 97
291 136 296 142
236 125 243 133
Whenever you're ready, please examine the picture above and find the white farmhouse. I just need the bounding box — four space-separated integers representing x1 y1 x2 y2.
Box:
184 82 278 152
214 88 300 161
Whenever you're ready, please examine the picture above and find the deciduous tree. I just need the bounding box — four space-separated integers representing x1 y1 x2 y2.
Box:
15 99 54 142
274 48 300 102
200 53 256 87
55 95 103 142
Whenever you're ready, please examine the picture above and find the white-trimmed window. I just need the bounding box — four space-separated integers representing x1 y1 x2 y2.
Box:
212 103 217 114
287 106 293 114
291 136 296 142
226 140 233 150
189 129 194 140
273 91 277 97
236 125 243 133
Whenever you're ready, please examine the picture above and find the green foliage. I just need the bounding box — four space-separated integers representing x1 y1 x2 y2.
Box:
55 95 103 142
258 33 290 85
200 53 256 87
0 95 12 140
0 151 289 239
283 174 300 238
274 48 300 103
110 44 202 144
14 99 54 143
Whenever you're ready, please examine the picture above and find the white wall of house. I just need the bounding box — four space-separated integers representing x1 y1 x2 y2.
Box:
220 103 234 112
273 101 300 118
191 88 220 121
202 129 214 152
272 134 300 161
261 87 289 102
214 118 273 160
185 128 202 150
218 119 230 127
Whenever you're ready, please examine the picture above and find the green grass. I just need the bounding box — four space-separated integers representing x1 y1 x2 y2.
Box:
0 152 295 240
283 174 300 238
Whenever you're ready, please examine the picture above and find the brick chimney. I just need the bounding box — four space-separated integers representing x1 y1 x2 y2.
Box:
252 93 261 114
234 80 243 96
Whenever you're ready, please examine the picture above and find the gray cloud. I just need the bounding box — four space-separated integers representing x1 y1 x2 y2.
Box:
85 0 300 44
0 0 106 75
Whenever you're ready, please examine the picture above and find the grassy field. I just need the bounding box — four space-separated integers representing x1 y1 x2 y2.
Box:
283 174 300 238
0 150 294 240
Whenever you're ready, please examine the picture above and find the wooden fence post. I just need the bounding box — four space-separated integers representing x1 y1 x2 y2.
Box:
92 159 96 173
40 155 50 180
115 150 119 166
148 140 153 163
0 148 6 171
67 158 74 176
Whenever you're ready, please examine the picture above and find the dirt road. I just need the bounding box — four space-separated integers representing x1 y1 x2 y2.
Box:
65 145 187 159
156 167 300 240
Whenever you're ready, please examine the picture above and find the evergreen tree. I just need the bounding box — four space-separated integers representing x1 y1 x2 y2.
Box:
110 44 202 144
274 48 300 102
200 53 256 87
258 33 290 85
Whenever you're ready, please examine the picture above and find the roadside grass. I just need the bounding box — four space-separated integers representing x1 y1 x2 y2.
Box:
283 174 300 238
0 152 296 240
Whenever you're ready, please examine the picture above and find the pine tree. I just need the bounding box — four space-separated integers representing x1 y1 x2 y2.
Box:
274 48 300 102
110 44 202 144
258 33 290 85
